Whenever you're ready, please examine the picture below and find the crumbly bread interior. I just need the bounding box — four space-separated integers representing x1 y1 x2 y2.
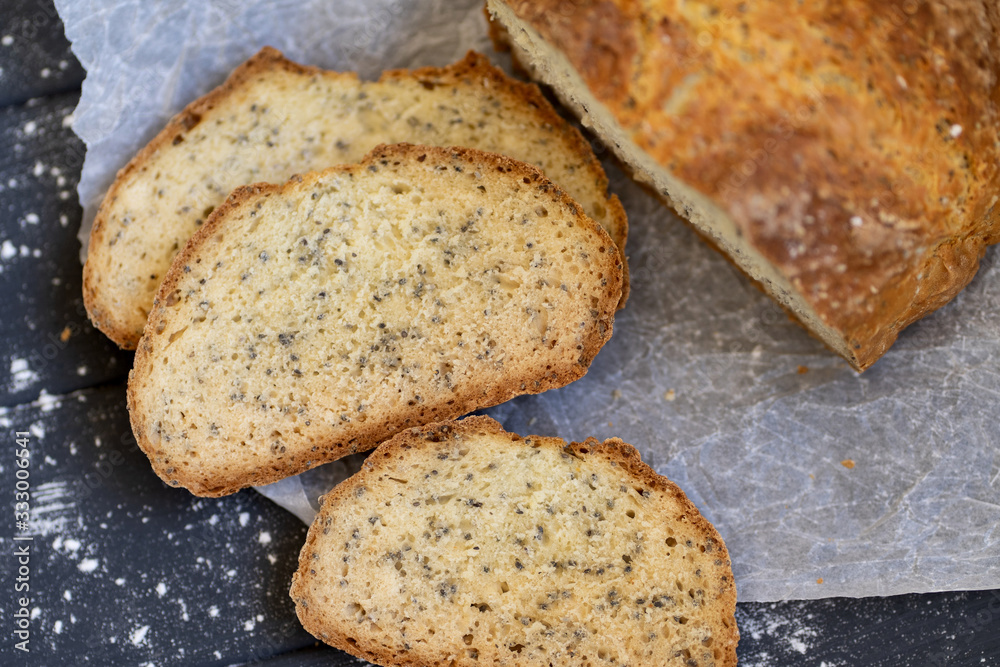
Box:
291 416 738 667
127 145 621 497
486 0 855 365
85 49 628 348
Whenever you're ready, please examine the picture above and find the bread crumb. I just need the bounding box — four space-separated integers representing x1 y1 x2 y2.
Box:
60 326 72 342
664 389 676 401
797 365 809 374
816 578 824 584
128 145 621 494
611 389 622 400
841 459 855 469
84 49 626 347
293 416 737 665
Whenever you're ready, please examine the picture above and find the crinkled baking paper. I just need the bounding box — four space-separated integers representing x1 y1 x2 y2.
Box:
56 0 1000 602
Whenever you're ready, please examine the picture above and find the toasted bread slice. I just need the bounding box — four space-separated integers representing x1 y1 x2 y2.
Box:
291 415 739 667
127 144 622 497
84 48 628 349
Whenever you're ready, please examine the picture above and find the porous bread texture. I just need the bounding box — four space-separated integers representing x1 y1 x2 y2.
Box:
83 47 629 349
127 144 622 497
291 416 738 667
487 0 1000 371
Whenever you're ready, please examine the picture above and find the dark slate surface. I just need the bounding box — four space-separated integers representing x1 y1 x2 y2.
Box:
0 0 86 107
0 0 998 665
0 385 315 665
0 92 134 407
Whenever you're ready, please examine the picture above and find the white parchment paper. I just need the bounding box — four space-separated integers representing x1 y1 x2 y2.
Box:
56 0 1000 602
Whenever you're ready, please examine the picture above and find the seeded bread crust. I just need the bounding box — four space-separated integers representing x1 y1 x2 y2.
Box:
487 0 1000 371
127 144 622 497
83 47 629 349
291 415 739 667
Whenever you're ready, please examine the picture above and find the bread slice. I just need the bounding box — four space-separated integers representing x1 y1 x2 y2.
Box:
291 415 739 667
127 144 622 497
486 0 1000 371
84 47 629 349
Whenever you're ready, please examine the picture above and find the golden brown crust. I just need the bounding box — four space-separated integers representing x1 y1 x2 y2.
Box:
127 143 622 497
392 52 630 304
84 47 315 349
494 0 1000 371
85 47 629 349
291 415 738 667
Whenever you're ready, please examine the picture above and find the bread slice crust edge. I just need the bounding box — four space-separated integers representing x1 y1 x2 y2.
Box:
127 143 622 497
83 47 629 349
291 414 739 667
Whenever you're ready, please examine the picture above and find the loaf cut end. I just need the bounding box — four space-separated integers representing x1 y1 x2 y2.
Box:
291 416 738 667
488 0 1000 371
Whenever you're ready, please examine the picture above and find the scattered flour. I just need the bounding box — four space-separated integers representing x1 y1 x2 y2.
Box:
736 603 826 666
78 558 99 573
257 531 271 545
36 391 62 412
130 625 150 647
34 480 77 536
788 636 809 654
9 357 40 393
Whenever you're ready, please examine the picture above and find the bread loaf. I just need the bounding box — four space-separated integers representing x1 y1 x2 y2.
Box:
85 47 628 349
487 0 1000 371
127 144 622 496
291 416 738 667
